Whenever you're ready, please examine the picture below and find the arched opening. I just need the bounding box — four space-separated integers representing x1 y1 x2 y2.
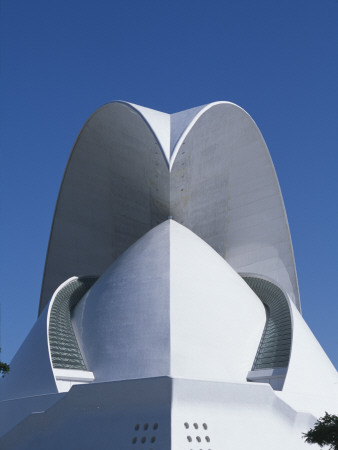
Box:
48 276 98 391
242 276 292 391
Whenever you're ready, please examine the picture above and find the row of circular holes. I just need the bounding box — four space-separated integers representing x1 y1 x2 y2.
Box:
132 422 211 445
135 423 158 431
132 436 156 444
132 423 158 445
187 436 210 443
184 422 208 430
134 422 206 431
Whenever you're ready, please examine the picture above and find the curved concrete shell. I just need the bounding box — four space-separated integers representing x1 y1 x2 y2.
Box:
39 101 300 313
72 220 266 384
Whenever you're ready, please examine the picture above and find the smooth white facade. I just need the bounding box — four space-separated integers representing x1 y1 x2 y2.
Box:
1 102 337 449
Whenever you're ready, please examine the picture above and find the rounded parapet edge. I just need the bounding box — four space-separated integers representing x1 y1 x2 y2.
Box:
170 101 239 169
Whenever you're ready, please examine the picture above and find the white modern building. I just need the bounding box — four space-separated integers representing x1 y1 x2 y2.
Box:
0 101 337 449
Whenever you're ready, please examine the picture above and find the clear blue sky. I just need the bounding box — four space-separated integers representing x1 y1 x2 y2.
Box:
1 0 337 369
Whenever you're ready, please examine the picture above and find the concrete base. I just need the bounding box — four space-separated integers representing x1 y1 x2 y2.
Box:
0 377 316 449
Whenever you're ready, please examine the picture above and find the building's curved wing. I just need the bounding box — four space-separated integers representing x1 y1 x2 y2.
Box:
170 102 300 309
39 102 170 314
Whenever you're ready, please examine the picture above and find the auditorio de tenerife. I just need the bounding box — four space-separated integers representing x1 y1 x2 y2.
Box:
0 101 337 449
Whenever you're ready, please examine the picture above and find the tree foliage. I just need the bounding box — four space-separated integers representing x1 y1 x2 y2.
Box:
303 412 338 450
0 347 10 377
0 360 10 377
